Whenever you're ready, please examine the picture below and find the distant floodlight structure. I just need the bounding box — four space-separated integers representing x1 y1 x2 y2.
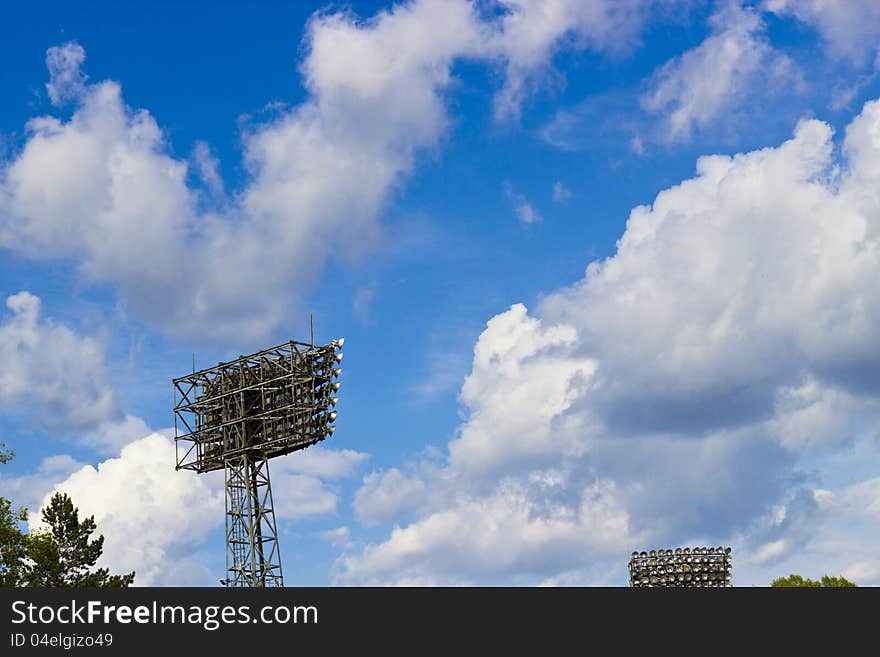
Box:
628 546 732 587
173 336 344 587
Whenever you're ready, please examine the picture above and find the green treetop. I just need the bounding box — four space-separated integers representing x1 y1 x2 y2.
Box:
21 492 135 587
771 573 857 587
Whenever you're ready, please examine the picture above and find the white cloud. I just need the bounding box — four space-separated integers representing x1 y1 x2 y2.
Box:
78 414 152 456
191 141 223 195
489 0 657 122
338 476 636 585
16 430 366 585
1 3 666 340
764 0 880 65
0 453 84 512
318 526 354 550
0 291 119 431
450 304 595 473
642 3 797 142
354 467 428 526
1 5 486 341
264 447 368 521
29 433 224 586
340 96 880 585
503 182 542 224
45 42 87 106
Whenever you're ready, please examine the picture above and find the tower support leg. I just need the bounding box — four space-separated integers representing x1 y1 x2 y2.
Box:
224 454 284 586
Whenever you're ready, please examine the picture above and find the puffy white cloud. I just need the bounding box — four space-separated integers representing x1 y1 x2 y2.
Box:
764 0 880 65
29 433 224 586
643 3 797 142
15 431 365 585
338 475 635 585
340 96 880 585
77 414 152 456
734 472 880 585
0 291 119 431
1 2 667 340
354 467 428 526
450 304 596 473
270 447 368 520
3 4 484 341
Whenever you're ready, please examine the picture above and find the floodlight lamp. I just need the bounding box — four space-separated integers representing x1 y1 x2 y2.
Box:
330 397 339 406
333 368 342 378
335 352 344 363
326 426 336 436
329 411 337 422
334 338 345 348
331 381 341 392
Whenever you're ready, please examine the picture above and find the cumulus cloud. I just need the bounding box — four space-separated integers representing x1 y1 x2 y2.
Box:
0 291 119 431
270 447 368 520
1 4 482 341
29 433 224 586
642 3 797 142
15 432 365 585
339 96 880 585
0 2 665 341
77 414 152 456
354 467 428 526
339 476 635 585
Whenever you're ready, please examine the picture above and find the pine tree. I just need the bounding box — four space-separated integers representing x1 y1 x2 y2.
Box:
21 492 135 587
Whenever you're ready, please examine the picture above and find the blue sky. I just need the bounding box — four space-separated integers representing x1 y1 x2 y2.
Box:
3 0 880 586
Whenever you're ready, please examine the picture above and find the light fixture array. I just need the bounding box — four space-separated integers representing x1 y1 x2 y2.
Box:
629 547 733 587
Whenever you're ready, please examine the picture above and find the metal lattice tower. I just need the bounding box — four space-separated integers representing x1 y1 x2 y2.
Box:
173 336 343 587
224 455 282 587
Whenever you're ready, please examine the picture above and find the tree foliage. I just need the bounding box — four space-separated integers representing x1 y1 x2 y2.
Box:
0 496 28 586
20 493 135 587
771 573 857 587
1 446 134 587
0 442 28 586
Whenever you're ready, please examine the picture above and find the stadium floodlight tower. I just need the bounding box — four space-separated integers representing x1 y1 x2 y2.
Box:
173 336 344 587
628 546 733 587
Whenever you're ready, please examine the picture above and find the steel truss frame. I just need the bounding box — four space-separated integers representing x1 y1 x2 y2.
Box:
224 454 283 587
172 337 342 588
